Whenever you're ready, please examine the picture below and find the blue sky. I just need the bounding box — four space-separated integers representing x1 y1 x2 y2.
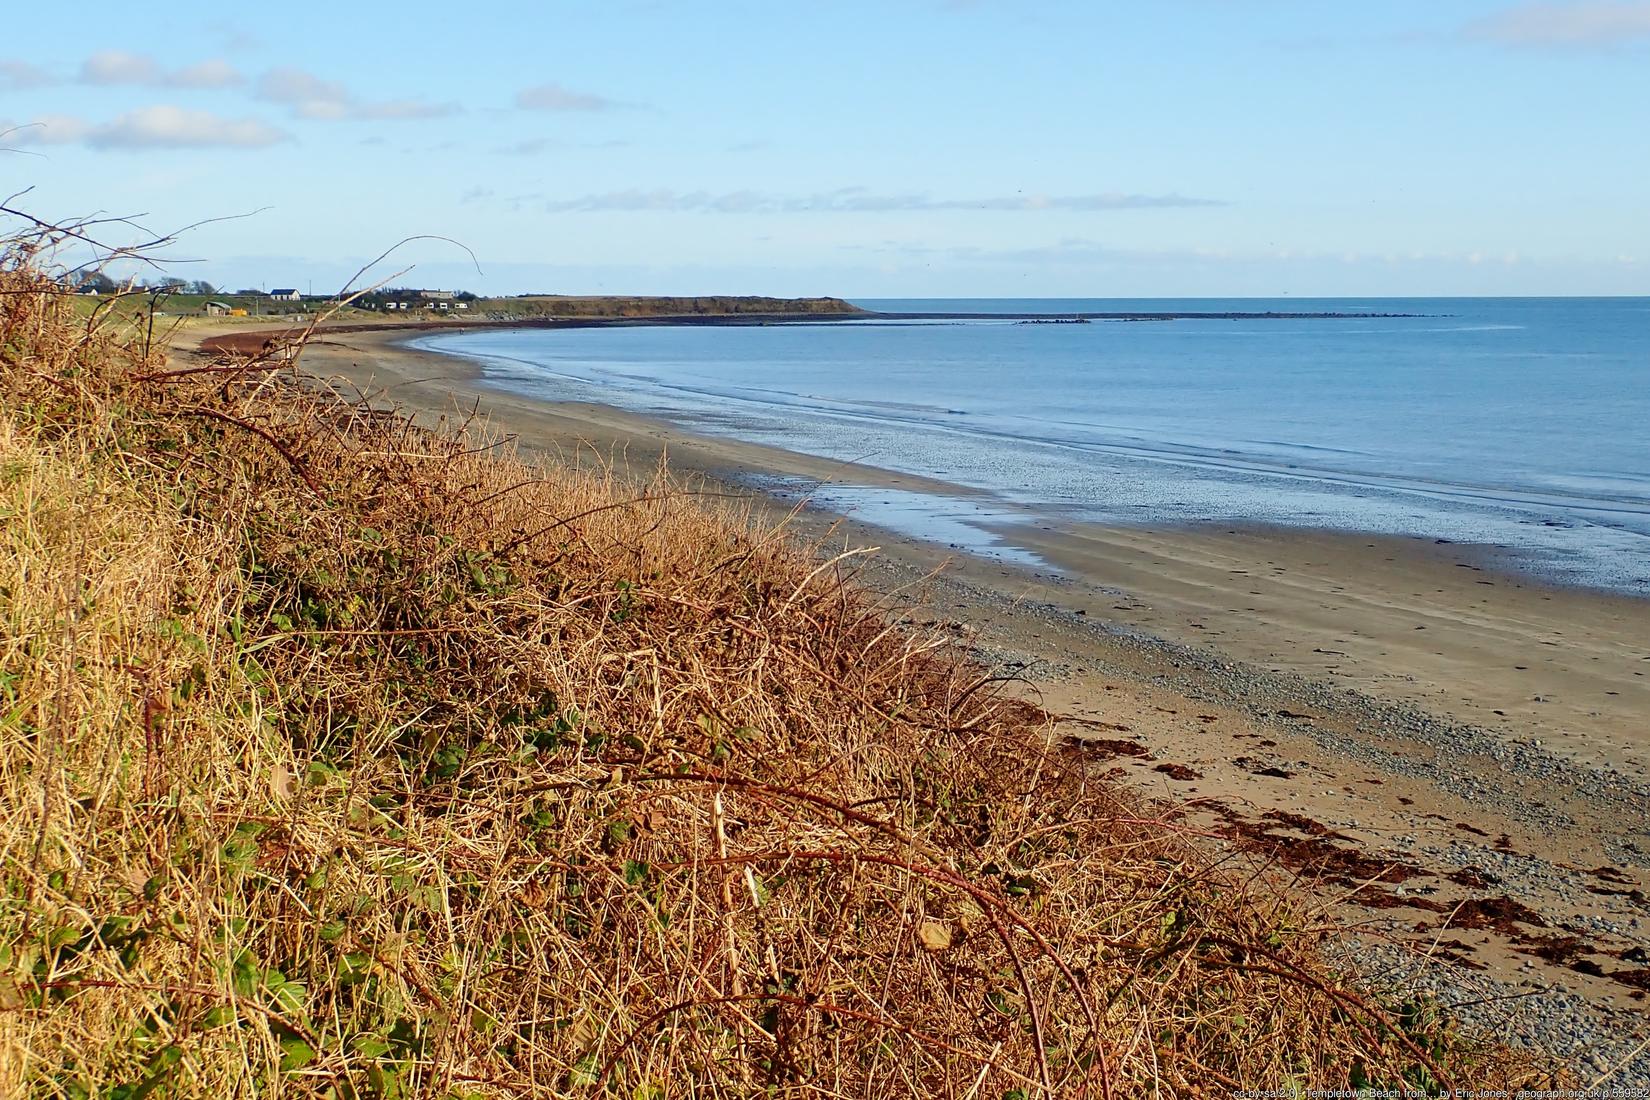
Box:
3 1 1648 297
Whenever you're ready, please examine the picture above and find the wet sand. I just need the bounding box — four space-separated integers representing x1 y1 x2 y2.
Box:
197 322 1650 1067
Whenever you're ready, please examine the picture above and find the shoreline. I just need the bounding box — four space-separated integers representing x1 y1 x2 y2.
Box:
399 319 1649 603
202 321 1650 1071
192 302 1432 358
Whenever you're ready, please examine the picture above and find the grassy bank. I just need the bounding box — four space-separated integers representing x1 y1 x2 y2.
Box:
0 242 1549 1096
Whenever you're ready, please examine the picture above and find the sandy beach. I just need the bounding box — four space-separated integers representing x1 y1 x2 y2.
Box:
219 322 1650 1064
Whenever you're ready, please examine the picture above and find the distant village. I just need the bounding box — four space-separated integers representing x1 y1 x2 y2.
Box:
68 273 480 317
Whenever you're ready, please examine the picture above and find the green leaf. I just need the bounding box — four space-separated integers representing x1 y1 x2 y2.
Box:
200 1004 236 1029
337 952 373 986
279 1037 317 1071
113 1045 184 1100
367 1062 405 1099
567 1054 600 1087
306 760 340 787
266 973 307 1014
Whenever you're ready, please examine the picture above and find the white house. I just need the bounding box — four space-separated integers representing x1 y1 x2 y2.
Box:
269 288 301 302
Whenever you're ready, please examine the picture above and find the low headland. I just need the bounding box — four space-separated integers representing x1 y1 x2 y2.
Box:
177 292 1424 359
2 265 1627 1094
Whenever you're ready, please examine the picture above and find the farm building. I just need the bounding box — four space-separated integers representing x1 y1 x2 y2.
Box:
269 288 302 301
203 301 232 316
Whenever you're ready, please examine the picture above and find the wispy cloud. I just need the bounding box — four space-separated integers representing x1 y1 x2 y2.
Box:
90 106 289 149
1463 1 1650 47
1 115 90 146
493 136 630 155
853 238 1553 270
254 67 349 115
254 66 457 120
539 187 1225 214
79 49 162 85
497 137 558 156
357 100 459 120
844 237 1195 265
206 20 261 52
514 83 623 111
169 59 245 89
78 50 245 88
1 51 246 91
4 107 290 150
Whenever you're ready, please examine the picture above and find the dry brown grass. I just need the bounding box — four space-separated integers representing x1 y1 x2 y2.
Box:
0 237 1556 1097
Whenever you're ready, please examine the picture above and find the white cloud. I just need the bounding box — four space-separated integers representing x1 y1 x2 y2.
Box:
80 49 162 85
356 99 458 120
493 136 629 155
515 82 620 111
1463 1 1650 46
86 107 289 150
856 239 1569 271
89 106 288 149
539 187 1225 213
499 137 557 156
206 20 261 52
255 67 351 116
255 66 455 120
0 59 54 90
1 115 91 145
76 50 244 88
168 59 244 89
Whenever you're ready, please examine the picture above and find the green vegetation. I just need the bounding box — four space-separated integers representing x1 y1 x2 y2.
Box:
69 286 863 325
0 236 1554 1096
67 290 340 323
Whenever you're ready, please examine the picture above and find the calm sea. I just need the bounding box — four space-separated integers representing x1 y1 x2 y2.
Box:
415 298 1650 595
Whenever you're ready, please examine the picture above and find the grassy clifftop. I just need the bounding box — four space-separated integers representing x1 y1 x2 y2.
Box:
0 246 1545 1096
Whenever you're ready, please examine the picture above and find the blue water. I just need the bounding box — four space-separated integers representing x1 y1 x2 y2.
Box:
415 298 1650 594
